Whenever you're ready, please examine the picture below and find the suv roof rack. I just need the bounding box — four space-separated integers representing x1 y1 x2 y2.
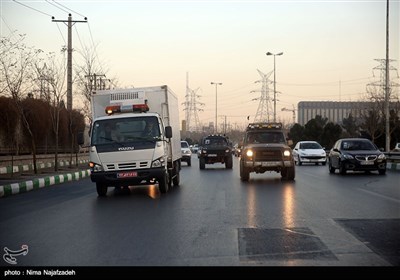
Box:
247 122 283 130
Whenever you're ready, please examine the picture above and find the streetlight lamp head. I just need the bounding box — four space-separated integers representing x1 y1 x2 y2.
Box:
277 52 284 56
266 52 273 56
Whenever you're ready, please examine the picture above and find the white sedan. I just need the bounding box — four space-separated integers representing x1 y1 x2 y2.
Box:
293 141 327 166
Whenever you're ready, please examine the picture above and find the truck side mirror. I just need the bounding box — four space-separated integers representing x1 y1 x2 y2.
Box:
77 131 84 145
165 126 172 139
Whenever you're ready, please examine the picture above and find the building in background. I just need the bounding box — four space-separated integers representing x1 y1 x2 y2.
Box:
297 101 399 126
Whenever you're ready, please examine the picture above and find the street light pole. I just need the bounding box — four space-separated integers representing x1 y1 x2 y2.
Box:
266 51 283 122
211 82 222 134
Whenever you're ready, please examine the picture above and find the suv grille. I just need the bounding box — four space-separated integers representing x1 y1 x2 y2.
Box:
253 148 282 161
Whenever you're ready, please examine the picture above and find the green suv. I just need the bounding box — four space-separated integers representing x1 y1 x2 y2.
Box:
240 123 295 181
198 135 233 170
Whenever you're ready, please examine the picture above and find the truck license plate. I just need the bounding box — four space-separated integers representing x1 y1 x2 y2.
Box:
117 171 137 178
208 154 217 157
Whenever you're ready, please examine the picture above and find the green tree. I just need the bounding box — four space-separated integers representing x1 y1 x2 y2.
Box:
288 123 304 145
303 115 327 142
342 113 359 137
320 122 342 149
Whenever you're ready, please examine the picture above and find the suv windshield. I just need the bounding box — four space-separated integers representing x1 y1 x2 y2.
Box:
204 137 227 146
246 132 285 144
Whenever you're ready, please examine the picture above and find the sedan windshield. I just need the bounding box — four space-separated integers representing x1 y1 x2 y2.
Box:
341 140 376 151
300 142 322 149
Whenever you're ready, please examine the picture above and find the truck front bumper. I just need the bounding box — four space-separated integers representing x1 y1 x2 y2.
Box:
90 167 165 186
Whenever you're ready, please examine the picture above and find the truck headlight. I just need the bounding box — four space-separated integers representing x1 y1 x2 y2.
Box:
246 150 253 157
152 157 165 168
283 150 291 157
89 162 103 172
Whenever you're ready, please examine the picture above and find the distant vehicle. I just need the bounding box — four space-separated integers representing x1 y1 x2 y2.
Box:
293 141 326 166
191 144 199 154
198 135 233 170
233 144 241 157
181 141 192 166
239 123 295 181
328 138 386 175
392 143 400 152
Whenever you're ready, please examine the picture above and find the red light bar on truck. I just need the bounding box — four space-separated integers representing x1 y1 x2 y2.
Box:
105 103 149 115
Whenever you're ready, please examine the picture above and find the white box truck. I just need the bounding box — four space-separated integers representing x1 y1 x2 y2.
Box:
83 85 182 196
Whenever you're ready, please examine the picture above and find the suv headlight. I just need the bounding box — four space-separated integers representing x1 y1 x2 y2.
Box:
152 157 165 168
246 150 253 157
283 150 291 157
89 162 103 172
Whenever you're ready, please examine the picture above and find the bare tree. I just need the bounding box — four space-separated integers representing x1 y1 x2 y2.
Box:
33 52 67 171
0 35 42 172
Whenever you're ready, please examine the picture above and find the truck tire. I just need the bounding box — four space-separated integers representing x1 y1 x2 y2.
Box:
240 160 249 181
199 158 205 170
158 171 169 193
281 166 295 180
173 164 180 186
96 183 108 197
225 155 233 169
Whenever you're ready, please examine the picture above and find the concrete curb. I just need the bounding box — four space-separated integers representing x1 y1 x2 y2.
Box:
387 162 400 171
0 160 89 175
0 169 91 198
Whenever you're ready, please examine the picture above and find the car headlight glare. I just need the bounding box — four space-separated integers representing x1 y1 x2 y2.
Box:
246 150 253 157
343 154 354 160
378 153 386 160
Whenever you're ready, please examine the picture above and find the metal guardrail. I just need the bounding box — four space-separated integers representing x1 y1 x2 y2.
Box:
384 152 400 163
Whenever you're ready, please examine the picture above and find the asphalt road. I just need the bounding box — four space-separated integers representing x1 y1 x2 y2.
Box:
0 156 399 267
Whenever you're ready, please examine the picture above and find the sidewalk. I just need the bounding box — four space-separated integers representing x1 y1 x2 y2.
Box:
0 165 90 198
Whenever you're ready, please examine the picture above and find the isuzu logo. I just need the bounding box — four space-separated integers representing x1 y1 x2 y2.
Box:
118 147 135 151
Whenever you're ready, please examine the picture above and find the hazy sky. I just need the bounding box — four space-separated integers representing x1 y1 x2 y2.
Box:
1 0 399 128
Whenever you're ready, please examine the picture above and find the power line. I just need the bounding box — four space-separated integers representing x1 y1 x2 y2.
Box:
12 0 53 17
52 0 86 19
45 0 69 14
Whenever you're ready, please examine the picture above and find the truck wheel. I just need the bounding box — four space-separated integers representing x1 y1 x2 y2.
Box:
96 183 108 197
225 155 233 169
240 161 249 181
281 166 295 180
199 158 205 170
173 165 180 186
158 171 169 193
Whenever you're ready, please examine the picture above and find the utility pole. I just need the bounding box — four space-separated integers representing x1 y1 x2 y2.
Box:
384 0 390 152
211 82 222 134
52 14 87 111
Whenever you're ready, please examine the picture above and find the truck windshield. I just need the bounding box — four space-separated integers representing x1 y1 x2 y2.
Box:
91 116 161 145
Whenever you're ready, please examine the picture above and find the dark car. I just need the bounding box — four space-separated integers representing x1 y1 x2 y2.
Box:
328 138 386 175
198 135 232 170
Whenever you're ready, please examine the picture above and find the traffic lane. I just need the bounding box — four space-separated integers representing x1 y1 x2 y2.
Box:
0 157 397 266
0 161 241 266
293 165 400 219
